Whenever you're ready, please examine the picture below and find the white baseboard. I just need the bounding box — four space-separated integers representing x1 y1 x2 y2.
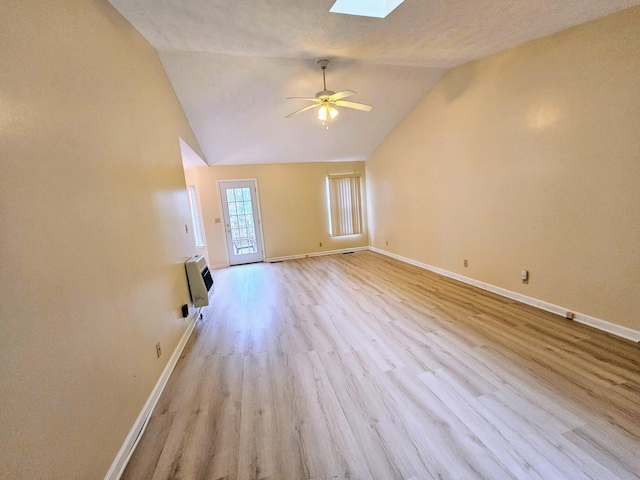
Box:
104 315 198 480
369 247 640 343
267 246 369 263
209 263 229 269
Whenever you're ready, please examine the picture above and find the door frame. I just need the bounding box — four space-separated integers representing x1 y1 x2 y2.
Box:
216 178 266 266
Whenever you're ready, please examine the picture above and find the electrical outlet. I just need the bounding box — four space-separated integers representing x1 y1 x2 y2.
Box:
386 240 389 246
521 269 529 284
319 242 322 247
463 259 468 267
156 342 162 358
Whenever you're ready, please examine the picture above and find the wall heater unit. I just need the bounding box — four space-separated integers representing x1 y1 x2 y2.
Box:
185 255 214 307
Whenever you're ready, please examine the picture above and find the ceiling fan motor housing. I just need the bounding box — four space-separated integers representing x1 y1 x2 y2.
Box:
316 90 335 99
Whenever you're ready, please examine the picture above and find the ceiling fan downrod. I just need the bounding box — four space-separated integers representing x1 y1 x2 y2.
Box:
318 59 329 91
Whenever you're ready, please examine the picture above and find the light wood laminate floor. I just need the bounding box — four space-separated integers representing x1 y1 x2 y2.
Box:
122 251 640 480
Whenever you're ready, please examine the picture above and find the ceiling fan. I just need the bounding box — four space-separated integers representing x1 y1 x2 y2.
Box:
285 59 373 122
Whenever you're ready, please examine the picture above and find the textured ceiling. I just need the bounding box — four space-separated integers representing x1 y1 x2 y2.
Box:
109 0 640 165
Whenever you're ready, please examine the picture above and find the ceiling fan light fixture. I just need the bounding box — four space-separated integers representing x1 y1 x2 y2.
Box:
318 105 339 121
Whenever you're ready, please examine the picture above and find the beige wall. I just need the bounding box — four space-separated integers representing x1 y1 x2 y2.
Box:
367 7 640 331
0 1 204 478
196 162 368 266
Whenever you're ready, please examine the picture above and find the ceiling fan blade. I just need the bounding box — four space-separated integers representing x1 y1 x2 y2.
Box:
329 90 356 101
286 97 320 102
334 100 373 112
285 103 319 118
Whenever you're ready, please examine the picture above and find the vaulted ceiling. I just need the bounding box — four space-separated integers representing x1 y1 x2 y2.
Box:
109 0 640 165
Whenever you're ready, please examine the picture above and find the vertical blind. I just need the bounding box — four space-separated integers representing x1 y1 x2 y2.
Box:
327 174 363 237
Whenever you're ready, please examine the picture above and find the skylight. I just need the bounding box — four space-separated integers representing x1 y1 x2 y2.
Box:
329 0 406 19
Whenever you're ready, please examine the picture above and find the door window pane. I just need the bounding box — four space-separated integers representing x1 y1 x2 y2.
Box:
224 185 260 257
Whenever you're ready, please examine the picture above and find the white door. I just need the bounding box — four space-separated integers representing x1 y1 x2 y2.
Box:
219 180 264 265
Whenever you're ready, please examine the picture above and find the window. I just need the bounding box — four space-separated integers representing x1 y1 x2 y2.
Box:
188 185 205 247
326 173 363 237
